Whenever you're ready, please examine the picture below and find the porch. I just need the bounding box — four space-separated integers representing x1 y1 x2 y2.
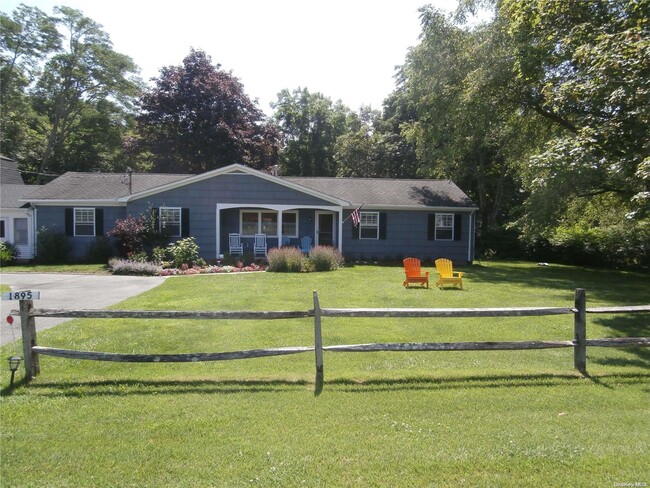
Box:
215 204 343 257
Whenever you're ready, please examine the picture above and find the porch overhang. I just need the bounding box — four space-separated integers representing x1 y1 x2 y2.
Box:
216 203 343 256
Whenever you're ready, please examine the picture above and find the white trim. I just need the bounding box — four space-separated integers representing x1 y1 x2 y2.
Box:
315 211 336 246
359 211 380 240
351 204 479 212
467 211 474 262
21 199 125 207
159 206 182 237
434 213 454 241
73 207 96 237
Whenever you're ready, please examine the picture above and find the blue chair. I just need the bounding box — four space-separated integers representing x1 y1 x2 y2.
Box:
281 236 291 247
300 236 312 254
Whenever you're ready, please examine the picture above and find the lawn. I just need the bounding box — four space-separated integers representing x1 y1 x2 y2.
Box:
1 260 648 487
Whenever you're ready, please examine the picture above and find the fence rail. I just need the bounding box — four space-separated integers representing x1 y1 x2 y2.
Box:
10 288 650 387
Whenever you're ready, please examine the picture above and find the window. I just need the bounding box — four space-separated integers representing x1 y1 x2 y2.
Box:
281 211 298 238
159 207 181 237
261 212 277 235
435 213 454 240
240 210 278 236
74 208 95 236
360 211 379 239
13 219 28 245
0 220 5 239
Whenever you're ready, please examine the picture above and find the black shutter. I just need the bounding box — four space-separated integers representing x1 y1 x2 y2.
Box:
379 212 387 240
95 209 104 236
181 208 190 237
352 221 359 239
454 214 462 241
65 208 74 236
427 214 436 240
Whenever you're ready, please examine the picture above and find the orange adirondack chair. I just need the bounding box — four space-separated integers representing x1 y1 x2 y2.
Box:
435 258 464 289
402 258 429 288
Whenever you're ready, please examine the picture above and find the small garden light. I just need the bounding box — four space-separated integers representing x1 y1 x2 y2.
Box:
8 355 22 387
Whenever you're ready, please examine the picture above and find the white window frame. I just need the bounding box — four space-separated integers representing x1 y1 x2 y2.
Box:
435 213 454 241
239 210 279 237
359 211 379 240
159 207 182 237
281 211 299 238
74 208 96 237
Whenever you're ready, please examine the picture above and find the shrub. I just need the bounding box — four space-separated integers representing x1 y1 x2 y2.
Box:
167 237 204 268
36 227 70 264
0 241 20 266
107 215 147 257
151 246 167 265
86 237 115 263
267 247 306 272
108 258 162 276
308 245 344 271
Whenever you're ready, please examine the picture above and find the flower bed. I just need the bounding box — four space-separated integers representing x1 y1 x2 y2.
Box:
160 262 265 276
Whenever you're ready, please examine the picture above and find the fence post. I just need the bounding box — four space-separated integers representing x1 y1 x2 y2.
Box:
313 290 324 393
19 299 40 380
574 288 587 375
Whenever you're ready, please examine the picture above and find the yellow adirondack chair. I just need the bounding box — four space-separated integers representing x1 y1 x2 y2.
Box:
435 258 464 289
402 257 429 288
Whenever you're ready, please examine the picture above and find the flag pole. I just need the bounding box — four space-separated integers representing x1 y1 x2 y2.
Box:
342 204 364 224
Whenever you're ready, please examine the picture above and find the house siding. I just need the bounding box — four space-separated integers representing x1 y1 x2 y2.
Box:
35 206 126 261
342 209 474 263
126 174 337 259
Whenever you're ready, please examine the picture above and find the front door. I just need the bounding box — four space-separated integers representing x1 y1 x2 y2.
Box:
316 212 334 246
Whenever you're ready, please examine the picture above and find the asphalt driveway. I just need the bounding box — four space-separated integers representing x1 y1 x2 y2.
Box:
0 273 167 345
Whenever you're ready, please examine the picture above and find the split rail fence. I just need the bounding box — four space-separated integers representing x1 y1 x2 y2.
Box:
11 288 650 387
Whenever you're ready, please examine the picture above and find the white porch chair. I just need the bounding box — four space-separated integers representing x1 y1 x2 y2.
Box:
254 233 267 257
229 233 243 256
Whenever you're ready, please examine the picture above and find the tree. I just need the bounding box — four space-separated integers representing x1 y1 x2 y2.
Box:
272 88 353 176
32 6 140 181
0 4 59 170
500 0 650 232
135 49 279 173
396 7 539 233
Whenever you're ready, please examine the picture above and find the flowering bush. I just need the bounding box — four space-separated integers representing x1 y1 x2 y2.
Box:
109 258 162 276
266 247 306 272
158 262 265 276
308 246 344 271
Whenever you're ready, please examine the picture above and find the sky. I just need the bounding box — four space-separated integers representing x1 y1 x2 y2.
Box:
1 0 466 115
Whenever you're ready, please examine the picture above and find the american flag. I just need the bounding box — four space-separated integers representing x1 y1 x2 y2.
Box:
351 206 362 227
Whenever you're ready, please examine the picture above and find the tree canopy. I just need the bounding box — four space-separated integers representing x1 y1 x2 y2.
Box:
134 49 280 173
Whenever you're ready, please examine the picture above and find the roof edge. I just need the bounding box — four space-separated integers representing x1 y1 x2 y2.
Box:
118 164 350 206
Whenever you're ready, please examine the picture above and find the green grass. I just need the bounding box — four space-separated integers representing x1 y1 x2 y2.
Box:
0 263 110 274
1 260 648 487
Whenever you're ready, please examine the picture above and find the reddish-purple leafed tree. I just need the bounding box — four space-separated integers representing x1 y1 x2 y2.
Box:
135 49 280 173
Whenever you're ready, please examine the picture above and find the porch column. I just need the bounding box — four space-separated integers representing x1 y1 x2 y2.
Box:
216 205 221 257
338 207 343 252
277 211 283 248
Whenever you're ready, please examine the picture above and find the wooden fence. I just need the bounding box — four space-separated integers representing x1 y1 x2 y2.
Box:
11 288 650 387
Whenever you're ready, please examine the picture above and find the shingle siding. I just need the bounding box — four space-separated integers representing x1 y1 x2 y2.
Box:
343 209 473 263
27 165 476 263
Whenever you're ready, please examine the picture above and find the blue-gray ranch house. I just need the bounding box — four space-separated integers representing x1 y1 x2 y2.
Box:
22 164 478 263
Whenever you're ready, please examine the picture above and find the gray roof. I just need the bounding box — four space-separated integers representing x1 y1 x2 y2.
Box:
1 184 37 208
23 166 476 209
1 156 24 185
284 177 476 208
27 172 193 200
